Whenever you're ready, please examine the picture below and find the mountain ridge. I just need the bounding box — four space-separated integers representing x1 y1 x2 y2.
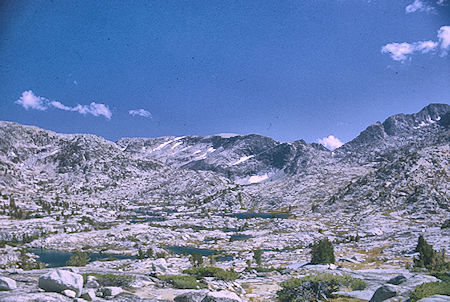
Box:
0 103 448 216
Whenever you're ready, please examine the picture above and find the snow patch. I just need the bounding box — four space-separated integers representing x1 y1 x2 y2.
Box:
153 137 185 151
215 133 240 138
171 142 182 149
248 173 269 184
231 155 254 166
195 153 208 160
153 140 174 151
48 149 59 156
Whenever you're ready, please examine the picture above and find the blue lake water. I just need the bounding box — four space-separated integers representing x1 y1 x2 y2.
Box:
165 246 216 256
230 234 252 241
164 246 233 262
222 212 290 219
29 249 136 268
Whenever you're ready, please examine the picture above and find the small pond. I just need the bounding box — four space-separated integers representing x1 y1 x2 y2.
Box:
164 246 233 262
230 234 252 241
222 212 290 219
221 228 240 233
29 249 136 268
165 246 216 256
130 216 165 223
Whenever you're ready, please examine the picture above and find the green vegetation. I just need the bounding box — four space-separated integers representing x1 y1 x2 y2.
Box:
183 266 239 281
157 275 203 289
66 251 90 267
253 249 263 266
155 251 167 259
311 238 335 264
82 273 134 288
277 273 366 302
17 249 45 270
409 281 450 302
137 247 154 259
432 272 450 282
190 253 204 267
414 235 448 271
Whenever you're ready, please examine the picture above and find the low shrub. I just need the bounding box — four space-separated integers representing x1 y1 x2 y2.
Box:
277 273 366 302
66 251 90 267
431 272 450 282
183 266 239 281
158 274 202 289
82 273 134 288
409 281 450 302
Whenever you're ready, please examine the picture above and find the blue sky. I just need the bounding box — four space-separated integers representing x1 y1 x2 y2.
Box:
0 0 449 149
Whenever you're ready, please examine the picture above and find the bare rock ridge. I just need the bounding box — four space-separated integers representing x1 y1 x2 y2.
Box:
0 103 448 214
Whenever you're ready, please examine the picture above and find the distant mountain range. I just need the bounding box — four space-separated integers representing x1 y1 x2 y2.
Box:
0 103 448 216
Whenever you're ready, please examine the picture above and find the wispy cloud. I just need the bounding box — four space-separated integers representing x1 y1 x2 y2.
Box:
15 90 112 119
381 26 448 62
318 135 343 151
405 0 434 13
15 90 48 111
129 109 152 118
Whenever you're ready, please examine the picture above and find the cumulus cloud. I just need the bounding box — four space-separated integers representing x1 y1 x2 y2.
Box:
318 135 343 151
129 109 152 118
15 90 48 111
71 103 112 119
438 25 450 55
381 26 450 62
15 90 112 119
405 0 434 13
381 43 416 62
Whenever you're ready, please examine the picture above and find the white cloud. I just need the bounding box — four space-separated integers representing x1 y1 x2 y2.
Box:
15 90 48 111
405 0 434 13
50 100 72 111
438 25 450 55
381 25 450 62
381 42 415 62
129 108 152 118
415 40 439 53
71 103 112 119
318 135 343 151
15 90 112 119
436 0 448 5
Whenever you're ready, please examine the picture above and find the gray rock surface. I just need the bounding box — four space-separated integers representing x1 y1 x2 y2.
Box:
202 291 242 302
387 275 407 285
62 289 76 298
0 292 72 302
38 269 83 297
370 284 399 302
417 295 450 302
174 290 208 302
102 286 124 297
81 289 96 301
0 276 17 291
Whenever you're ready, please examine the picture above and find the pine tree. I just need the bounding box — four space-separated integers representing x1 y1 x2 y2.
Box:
311 238 335 264
253 249 263 267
